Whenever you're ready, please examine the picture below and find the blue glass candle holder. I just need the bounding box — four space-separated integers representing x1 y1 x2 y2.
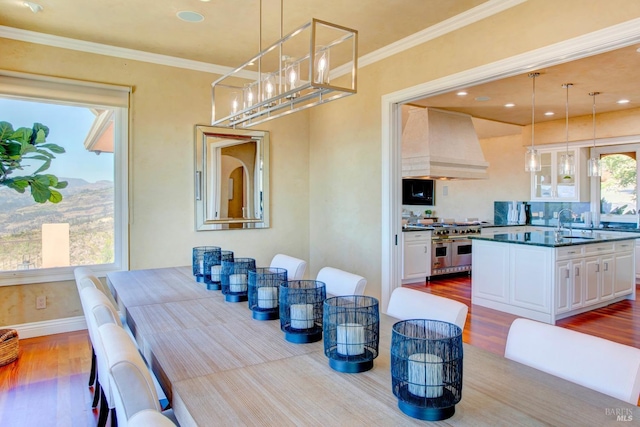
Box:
207 250 234 290
279 280 326 343
248 267 287 321
221 258 256 302
391 319 463 421
323 295 379 373
192 246 220 283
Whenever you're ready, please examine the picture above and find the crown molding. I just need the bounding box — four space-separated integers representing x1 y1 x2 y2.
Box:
0 25 256 78
2 0 524 77
356 0 527 70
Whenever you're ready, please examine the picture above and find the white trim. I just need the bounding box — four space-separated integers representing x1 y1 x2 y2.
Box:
381 19 640 312
360 0 526 70
3 316 86 339
0 25 254 78
1 1 524 77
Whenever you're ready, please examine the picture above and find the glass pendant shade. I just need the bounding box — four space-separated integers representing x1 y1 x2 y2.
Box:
560 83 574 178
587 156 602 177
587 91 602 177
559 152 575 176
525 72 541 172
525 148 541 172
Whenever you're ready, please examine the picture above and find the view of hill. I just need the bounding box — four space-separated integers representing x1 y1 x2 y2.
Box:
0 179 114 271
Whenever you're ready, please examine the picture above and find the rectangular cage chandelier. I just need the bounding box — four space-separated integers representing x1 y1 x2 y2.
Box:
211 18 358 128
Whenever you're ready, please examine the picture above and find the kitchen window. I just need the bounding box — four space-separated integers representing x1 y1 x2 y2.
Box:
0 71 130 285
592 143 640 226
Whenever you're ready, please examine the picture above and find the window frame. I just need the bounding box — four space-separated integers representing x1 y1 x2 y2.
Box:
0 70 129 286
591 142 640 225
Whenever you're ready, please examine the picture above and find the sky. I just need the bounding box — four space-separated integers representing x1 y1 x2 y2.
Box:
0 97 114 183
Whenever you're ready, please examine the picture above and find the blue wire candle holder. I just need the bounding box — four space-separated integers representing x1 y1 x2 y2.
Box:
323 296 379 373
207 250 234 290
279 280 326 343
221 258 256 302
248 267 288 321
391 319 463 421
192 246 220 283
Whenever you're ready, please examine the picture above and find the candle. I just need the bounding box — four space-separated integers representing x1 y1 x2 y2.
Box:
257 286 278 309
210 265 222 282
290 303 314 329
408 353 443 398
229 273 247 292
336 323 365 356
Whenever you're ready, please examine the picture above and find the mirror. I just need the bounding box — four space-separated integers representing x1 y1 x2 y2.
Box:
195 125 269 230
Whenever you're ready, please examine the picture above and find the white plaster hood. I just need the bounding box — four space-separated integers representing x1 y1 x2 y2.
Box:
402 107 489 179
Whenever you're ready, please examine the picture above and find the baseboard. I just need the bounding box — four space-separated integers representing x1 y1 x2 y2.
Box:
3 316 87 339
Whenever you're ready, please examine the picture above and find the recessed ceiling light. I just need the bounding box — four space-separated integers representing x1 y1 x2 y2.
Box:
475 96 491 102
456 91 468 96
544 111 554 116
177 11 204 22
23 1 43 13
504 103 515 108
617 99 630 104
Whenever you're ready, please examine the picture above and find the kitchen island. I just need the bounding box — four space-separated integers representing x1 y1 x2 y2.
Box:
470 229 636 324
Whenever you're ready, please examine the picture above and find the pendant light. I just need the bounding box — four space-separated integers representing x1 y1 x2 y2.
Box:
559 83 575 177
587 92 602 177
525 73 541 172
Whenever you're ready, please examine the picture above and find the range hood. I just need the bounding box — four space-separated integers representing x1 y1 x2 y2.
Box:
402 107 489 180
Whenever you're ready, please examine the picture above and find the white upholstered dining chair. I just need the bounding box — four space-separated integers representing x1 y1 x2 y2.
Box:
81 286 123 427
386 287 468 330
128 409 176 427
98 323 177 426
316 266 367 296
505 318 640 405
74 266 110 295
270 254 307 280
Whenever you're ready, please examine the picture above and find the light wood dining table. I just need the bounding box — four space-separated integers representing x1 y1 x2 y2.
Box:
107 267 637 426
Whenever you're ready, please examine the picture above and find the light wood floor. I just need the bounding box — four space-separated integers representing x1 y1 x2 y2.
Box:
0 275 637 425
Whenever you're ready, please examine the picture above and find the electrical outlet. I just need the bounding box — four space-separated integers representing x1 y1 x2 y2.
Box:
36 295 46 310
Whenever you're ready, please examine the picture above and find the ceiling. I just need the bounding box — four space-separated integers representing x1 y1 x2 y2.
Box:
0 0 486 65
2 0 639 132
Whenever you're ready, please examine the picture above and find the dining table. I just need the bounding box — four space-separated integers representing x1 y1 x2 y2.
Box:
107 266 637 426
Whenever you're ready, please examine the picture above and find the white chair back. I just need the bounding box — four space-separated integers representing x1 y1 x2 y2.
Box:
99 323 161 427
270 254 307 280
505 318 640 405
316 267 367 296
74 266 109 294
386 287 468 330
81 287 122 413
128 409 176 427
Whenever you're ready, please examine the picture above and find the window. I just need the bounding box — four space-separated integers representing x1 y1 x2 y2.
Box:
0 71 129 285
593 144 640 226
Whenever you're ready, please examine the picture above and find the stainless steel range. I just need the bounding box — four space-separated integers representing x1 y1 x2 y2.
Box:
430 223 481 279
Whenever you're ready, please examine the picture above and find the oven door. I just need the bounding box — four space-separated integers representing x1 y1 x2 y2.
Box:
451 238 472 267
432 240 452 270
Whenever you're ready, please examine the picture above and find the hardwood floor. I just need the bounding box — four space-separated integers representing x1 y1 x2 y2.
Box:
405 274 640 355
0 276 637 425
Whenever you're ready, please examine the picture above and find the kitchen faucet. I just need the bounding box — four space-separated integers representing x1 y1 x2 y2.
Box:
556 208 576 233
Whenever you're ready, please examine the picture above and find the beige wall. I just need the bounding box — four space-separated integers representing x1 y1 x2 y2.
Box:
3 0 640 325
308 0 640 303
0 38 311 325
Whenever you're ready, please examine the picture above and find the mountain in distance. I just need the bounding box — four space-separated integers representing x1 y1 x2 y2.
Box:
0 178 114 235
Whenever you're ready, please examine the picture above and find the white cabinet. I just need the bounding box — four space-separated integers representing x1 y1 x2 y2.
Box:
614 241 635 297
402 231 432 283
531 148 589 202
635 239 640 282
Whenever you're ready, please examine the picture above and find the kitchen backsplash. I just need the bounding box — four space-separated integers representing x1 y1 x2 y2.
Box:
495 201 603 227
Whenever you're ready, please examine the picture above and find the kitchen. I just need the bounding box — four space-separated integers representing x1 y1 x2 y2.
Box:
397 45 640 324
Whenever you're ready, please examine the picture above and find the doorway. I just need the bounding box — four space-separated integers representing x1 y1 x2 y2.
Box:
380 21 640 313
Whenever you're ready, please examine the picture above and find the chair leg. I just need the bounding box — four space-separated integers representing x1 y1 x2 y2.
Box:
97 387 109 427
110 408 117 427
92 377 101 408
89 346 97 386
